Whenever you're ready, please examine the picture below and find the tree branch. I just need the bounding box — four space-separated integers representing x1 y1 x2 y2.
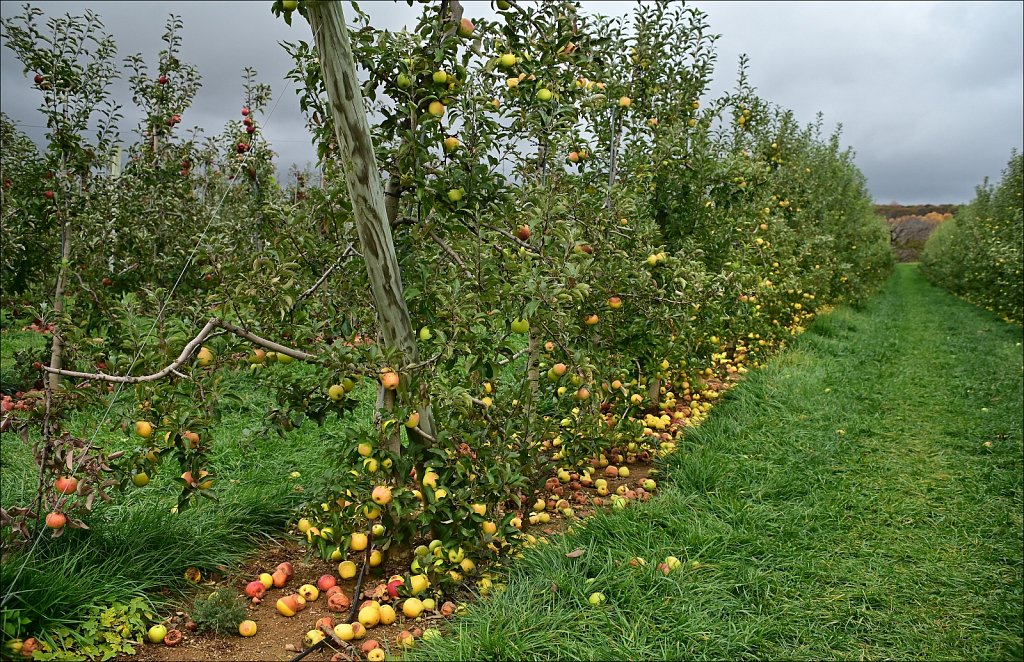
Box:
489 224 542 253
403 350 444 372
41 318 316 383
412 425 437 444
429 231 474 279
497 346 530 366
297 242 358 301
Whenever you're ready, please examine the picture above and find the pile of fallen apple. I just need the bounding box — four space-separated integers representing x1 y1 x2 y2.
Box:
259 562 455 659
148 557 452 659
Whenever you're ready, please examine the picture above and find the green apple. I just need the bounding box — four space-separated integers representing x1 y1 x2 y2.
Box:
432 70 448 84
328 384 346 401
536 88 553 102
397 73 412 89
282 0 298 10
499 53 516 68
447 188 464 203
148 624 168 643
588 592 606 606
510 318 529 334
419 326 432 341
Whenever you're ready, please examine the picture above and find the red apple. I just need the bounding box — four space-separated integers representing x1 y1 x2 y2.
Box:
245 580 267 599
327 591 351 612
54 476 78 495
457 18 475 38
317 575 337 593
21 638 40 657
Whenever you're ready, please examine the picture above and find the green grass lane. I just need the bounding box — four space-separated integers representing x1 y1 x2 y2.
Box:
410 264 1023 661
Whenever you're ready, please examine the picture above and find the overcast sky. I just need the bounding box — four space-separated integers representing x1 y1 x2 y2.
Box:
2 1 1022 204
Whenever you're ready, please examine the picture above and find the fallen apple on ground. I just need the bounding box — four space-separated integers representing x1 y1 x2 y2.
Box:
147 624 167 644
276 594 305 617
402 597 424 618
244 581 266 599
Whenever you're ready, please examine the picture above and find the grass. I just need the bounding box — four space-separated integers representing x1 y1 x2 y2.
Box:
0 322 47 395
408 264 1024 661
0 361 372 640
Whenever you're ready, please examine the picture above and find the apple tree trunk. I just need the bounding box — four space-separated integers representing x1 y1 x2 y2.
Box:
46 219 72 392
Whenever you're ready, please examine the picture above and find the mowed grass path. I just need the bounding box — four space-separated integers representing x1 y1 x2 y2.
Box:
411 264 1023 661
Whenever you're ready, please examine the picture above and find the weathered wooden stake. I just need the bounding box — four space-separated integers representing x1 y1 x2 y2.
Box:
305 1 437 452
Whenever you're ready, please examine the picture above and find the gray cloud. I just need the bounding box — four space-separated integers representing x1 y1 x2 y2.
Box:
2 1 1021 204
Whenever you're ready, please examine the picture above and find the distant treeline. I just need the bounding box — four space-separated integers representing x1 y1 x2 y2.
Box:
876 205 959 262
874 203 961 220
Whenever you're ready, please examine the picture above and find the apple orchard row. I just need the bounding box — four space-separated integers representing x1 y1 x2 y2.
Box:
2 0 892 613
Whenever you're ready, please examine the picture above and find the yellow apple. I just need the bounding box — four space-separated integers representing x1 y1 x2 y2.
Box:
338 560 357 579
196 346 214 366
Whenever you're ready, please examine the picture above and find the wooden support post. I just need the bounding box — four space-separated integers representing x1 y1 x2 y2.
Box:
305 1 437 451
